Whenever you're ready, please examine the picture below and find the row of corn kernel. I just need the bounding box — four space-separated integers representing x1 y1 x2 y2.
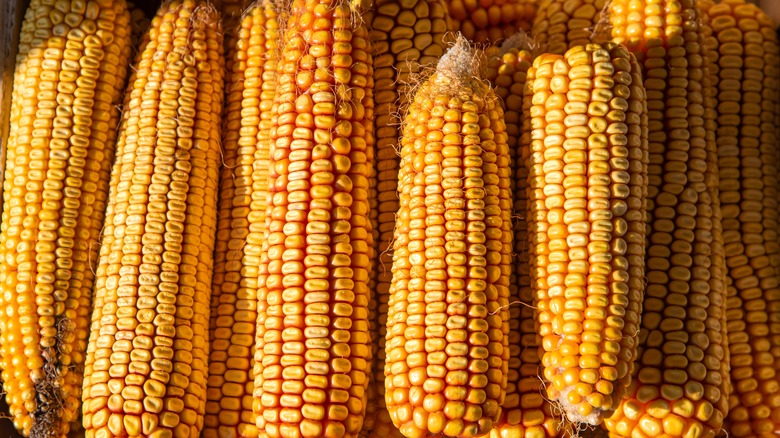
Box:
446 0 537 44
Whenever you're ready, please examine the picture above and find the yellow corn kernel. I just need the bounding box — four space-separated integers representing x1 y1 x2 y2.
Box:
252 0 375 436
446 0 537 44
81 2 224 438
700 1 780 437
603 1 731 437
0 0 132 436
205 2 282 438
387 37 512 438
532 0 607 55
486 34 566 438
528 42 648 427
362 1 451 437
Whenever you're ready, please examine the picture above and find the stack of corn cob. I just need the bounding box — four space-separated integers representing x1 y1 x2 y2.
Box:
1 0 780 437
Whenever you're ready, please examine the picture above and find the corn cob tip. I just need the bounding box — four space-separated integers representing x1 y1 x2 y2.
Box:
498 29 537 54
437 34 481 79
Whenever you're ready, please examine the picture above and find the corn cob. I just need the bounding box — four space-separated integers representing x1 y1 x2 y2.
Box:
485 34 564 438
251 0 375 436
777 28 780 282
445 0 537 44
700 16 734 438
527 42 648 426
531 0 606 56
358 1 381 436
363 1 450 436
205 2 282 437
80 1 225 437
603 1 731 436
386 38 511 438
701 1 780 436
0 0 132 436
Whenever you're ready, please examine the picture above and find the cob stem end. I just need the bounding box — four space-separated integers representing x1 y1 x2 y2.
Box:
555 387 610 426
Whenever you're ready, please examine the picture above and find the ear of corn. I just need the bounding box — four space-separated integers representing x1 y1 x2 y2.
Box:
363 1 451 436
0 0 132 435
485 35 564 438
251 0 375 436
205 2 282 437
81 2 225 437
701 1 780 436
531 0 607 56
445 0 537 44
386 38 511 438
527 42 648 426
603 1 731 436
